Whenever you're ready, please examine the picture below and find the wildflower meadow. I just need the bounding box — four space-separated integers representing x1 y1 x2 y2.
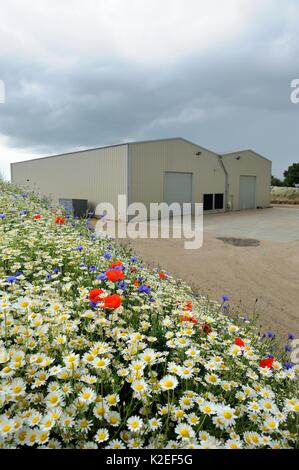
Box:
0 180 298 449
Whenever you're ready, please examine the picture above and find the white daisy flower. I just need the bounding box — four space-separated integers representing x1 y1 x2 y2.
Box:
95 428 109 443
127 416 144 433
159 375 178 391
175 423 195 440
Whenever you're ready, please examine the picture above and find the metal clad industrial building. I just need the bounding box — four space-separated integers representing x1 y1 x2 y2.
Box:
222 149 272 211
11 137 272 220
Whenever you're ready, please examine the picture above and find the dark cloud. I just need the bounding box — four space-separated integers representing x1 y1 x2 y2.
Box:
0 1 299 177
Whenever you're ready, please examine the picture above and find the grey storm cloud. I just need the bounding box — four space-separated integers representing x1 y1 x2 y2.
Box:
0 0 299 178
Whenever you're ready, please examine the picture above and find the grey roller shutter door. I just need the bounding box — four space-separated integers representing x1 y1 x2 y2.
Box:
239 176 256 209
164 172 193 214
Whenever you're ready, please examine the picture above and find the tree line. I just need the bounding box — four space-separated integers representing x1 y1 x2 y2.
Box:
271 163 299 187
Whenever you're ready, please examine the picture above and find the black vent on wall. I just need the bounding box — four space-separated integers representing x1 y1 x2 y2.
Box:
59 199 88 218
203 194 213 211
215 193 224 210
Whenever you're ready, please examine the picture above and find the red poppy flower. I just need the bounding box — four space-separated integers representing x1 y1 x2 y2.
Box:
106 270 125 281
133 279 140 288
260 357 274 369
110 260 123 268
131 267 138 273
235 337 245 347
55 216 65 225
201 323 212 335
88 288 104 302
159 272 166 279
185 301 193 311
181 315 198 325
103 294 122 309
33 214 41 220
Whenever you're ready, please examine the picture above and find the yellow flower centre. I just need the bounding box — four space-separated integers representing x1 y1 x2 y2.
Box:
135 384 144 391
163 380 174 388
180 429 190 438
2 424 11 433
268 421 276 429
49 396 58 404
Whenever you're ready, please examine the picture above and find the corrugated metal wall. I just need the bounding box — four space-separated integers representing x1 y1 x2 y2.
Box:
222 150 271 210
11 145 128 211
128 138 226 214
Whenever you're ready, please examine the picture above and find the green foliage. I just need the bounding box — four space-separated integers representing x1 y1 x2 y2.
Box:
283 163 299 187
271 176 283 187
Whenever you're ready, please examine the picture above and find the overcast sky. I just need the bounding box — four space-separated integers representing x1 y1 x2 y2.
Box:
0 0 298 179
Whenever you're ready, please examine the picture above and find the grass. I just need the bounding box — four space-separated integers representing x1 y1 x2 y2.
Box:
271 186 299 205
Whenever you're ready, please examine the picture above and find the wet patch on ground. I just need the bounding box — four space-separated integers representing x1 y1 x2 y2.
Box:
217 237 260 247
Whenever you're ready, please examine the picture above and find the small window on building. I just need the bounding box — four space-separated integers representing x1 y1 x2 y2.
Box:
203 194 213 211
215 193 224 210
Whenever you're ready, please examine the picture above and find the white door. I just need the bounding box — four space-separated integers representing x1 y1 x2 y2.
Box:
165 172 193 215
239 176 256 209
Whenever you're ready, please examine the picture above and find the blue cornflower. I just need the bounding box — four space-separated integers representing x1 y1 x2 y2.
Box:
285 362 293 370
76 246 83 252
79 263 87 268
221 295 229 302
138 276 143 282
7 275 17 283
53 268 60 274
130 257 138 262
113 265 124 271
15 271 23 277
89 301 98 309
149 298 155 303
45 274 52 281
97 273 107 281
285 344 292 353
118 280 127 291
0 214 6 219
89 265 97 272
103 252 112 259
20 210 28 215
138 285 151 295
288 333 295 341
266 331 275 339
21 193 28 197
